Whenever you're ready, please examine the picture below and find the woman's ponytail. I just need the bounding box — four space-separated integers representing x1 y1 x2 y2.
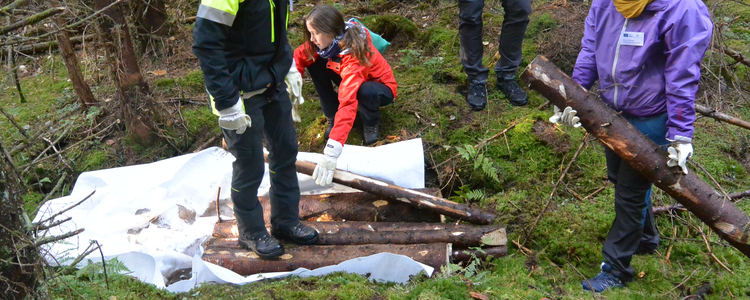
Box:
340 23 372 66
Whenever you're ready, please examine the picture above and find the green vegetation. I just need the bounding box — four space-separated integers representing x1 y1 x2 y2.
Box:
1 0 749 299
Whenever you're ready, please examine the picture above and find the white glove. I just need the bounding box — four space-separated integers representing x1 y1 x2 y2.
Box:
286 59 304 122
549 105 581 128
312 139 343 186
218 98 252 134
667 142 693 175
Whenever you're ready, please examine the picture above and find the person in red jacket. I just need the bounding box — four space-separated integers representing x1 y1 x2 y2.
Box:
294 4 398 187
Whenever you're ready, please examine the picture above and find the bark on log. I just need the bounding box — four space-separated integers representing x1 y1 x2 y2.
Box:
55 19 95 110
263 190 442 223
292 159 497 225
0 7 65 35
695 104 750 131
521 56 750 258
1 35 94 57
202 241 449 275
212 220 507 247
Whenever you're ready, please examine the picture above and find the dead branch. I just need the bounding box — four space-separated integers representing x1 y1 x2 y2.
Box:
42 137 73 172
34 190 95 226
0 7 65 35
0 103 29 139
698 226 734 274
65 241 100 271
728 189 750 200
95 241 109 289
33 217 71 232
22 128 71 173
695 104 750 131
0 0 30 15
718 46 750 68
653 204 688 215
34 228 84 248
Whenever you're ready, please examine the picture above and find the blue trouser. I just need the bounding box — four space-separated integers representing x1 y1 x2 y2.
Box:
306 58 393 127
458 0 531 81
603 113 667 282
222 87 301 237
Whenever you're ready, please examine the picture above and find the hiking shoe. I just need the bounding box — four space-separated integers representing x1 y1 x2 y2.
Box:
582 263 625 292
466 80 487 111
324 117 334 140
238 231 284 259
496 76 528 106
271 223 319 245
363 124 380 146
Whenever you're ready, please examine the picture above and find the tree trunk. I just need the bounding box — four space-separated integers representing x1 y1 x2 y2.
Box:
0 139 40 299
521 56 750 258
93 0 155 145
292 159 498 225
131 0 171 37
202 241 450 275
55 19 95 110
212 220 507 247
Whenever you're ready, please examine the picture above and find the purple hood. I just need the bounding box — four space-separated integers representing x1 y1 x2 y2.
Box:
572 0 712 142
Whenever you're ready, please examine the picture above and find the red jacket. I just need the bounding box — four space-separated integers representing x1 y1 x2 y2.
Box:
294 29 397 145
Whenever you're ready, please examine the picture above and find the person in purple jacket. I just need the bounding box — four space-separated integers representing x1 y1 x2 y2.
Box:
549 0 713 293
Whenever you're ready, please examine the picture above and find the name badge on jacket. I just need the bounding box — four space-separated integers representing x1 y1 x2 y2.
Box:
621 32 644 46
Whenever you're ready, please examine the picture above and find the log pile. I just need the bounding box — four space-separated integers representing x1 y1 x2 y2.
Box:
202 174 505 275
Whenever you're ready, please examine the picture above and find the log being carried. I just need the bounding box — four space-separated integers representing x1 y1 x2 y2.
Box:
521 56 750 259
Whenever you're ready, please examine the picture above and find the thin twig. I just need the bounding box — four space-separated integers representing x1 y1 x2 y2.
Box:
40 172 67 204
698 226 734 274
568 262 598 300
34 216 71 232
95 240 109 290
21 128 71 173
215 187 222 223
511 240 532 256
66 241 100 270
691 160 731 201
35 190 95 226
434 122 516 169
583 184 607 204
662 268 699 296
42 137 74 172
34 228 84 248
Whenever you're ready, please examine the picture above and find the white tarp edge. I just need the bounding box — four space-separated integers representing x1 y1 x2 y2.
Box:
33 138 431 293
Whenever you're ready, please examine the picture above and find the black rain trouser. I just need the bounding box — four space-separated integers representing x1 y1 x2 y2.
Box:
307 58 393 127
458 0 531 81
222 87 300 237
602 113 667 282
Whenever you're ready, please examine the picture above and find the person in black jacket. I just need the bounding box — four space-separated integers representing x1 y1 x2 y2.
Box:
192 0 318 260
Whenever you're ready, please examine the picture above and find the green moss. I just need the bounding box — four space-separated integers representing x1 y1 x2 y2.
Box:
525 13 559 38
22 192 43 215
175 70 206 94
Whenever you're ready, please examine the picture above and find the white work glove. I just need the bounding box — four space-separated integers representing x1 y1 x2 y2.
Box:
667 142 693 175
286 59 304 122
312 139 343 186
549 105 581 128
218 98 252 134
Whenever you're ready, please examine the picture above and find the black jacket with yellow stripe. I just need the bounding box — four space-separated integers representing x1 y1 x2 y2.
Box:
192 0 292 111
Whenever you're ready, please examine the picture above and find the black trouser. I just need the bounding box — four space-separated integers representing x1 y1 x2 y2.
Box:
458 0 531 81
602 113 667 282
222 87 300 237
307 58 394 127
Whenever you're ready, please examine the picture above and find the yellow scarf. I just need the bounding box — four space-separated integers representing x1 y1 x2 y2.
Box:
613 0 655 18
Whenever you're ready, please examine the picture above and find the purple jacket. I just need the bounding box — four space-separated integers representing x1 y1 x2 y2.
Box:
572 0 712 142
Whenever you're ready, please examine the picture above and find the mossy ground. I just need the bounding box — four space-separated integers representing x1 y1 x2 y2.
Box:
2 0 749 299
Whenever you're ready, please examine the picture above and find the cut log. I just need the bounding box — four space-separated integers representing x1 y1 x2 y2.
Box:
291 159 497 225
521 56 750 258
451 246 508 262
258 190 442 224
202 241 449 275
212 220 507 247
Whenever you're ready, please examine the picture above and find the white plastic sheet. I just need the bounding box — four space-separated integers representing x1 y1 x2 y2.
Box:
34 139 430 293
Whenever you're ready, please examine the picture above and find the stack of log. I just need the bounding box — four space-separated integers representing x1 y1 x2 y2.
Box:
201 161 505 275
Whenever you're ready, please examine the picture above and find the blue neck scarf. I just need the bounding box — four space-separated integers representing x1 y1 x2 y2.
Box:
316 22 354 59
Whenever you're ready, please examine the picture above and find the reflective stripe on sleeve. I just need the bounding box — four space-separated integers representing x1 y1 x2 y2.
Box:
197 2 237 26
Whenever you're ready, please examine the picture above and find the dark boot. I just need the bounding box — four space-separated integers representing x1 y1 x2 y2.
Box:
238 231 284 259
271 223 320 245
466 80 487 111
323 117 334 140
582 263 625 292
496 76 528 106
363 124 380 146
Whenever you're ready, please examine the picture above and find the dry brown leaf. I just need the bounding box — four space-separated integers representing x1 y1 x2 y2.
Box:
152 69 167 76
637 271 645 278
470 292 489 300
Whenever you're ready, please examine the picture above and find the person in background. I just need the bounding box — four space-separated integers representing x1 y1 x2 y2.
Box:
293 5 398 188
459 0 531 111
549 0 712 292
192 0 318 260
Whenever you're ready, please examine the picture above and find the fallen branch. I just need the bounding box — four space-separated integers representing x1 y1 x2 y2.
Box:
0 7 65 35
0 0 30 15
698 226 734 274
695 104 750 131
718 46 750 68
0 103 29 139
728 189 750 200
